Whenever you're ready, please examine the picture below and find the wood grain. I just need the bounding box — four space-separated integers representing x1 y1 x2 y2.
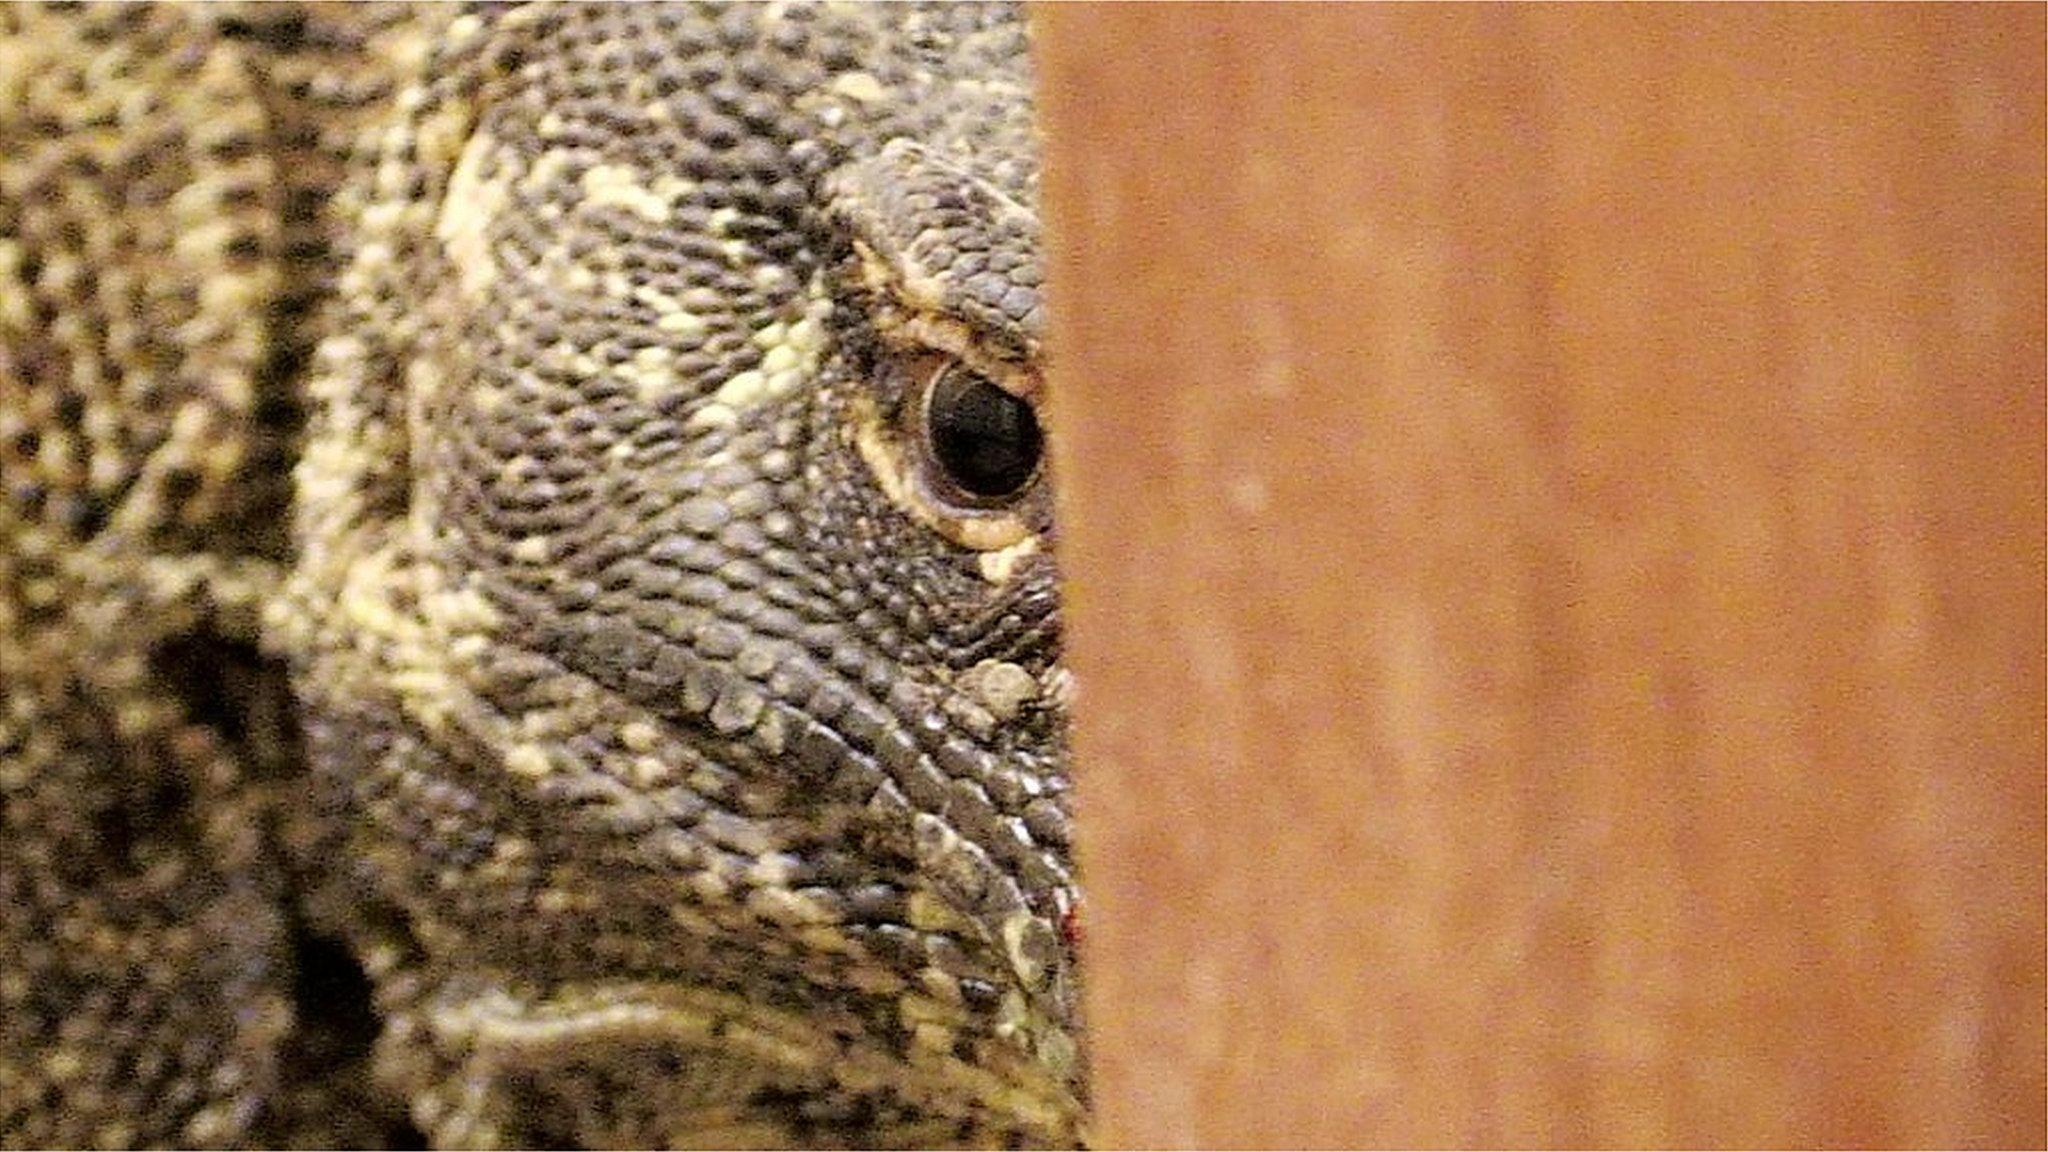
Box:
1031 5 2045 1147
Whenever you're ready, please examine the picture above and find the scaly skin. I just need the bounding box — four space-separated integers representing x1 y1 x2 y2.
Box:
0 4 1078 1146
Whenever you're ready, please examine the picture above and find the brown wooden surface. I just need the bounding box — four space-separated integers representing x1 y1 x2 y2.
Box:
1031 6 2045 1147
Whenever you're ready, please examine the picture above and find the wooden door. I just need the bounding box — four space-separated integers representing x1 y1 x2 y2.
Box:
1033 6 2046 1146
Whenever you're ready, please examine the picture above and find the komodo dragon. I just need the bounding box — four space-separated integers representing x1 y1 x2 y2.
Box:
0 3 1081 1146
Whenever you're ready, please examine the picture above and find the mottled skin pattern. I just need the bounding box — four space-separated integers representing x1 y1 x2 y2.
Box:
0 4 1079 1147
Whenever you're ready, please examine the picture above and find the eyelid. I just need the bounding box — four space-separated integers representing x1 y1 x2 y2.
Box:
824 140 1044 367
844 238 1042 402
893 350 955 410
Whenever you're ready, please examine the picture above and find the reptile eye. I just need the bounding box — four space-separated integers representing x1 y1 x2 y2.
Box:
856 353 1046 552
919 362 1043 504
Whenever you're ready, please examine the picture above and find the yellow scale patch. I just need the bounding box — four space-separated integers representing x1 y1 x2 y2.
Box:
684 291 833 430
435 132 508 300
580 162 671 224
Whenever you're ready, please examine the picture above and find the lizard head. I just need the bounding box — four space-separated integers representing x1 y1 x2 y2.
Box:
277 3 1082 1146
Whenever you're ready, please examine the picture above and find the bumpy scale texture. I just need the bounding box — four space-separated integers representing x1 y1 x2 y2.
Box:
0 4 1080 1147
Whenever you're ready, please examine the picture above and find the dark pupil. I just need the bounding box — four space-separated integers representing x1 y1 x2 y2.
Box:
925 367 1042 499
